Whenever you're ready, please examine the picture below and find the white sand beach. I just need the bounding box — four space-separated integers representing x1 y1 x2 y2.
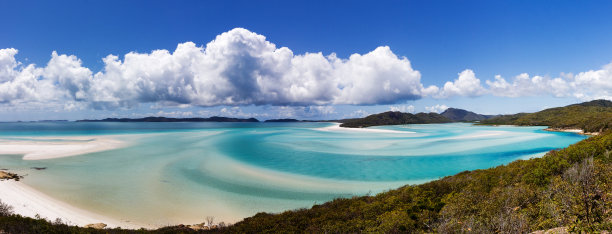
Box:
543 128 583 133
317 123 415 134
0 135 146 228
542 128 601 135
0 136 126 160
0 180 143 229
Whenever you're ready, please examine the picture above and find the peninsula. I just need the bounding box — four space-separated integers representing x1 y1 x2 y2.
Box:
481 99 612 134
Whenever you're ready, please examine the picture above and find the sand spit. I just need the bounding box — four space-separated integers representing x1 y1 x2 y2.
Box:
317 123 415 134
0 136 126 160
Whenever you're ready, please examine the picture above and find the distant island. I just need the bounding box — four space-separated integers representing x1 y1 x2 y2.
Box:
339 111 452 128
77 116 259 122
263 119 300 122
338 108 499 128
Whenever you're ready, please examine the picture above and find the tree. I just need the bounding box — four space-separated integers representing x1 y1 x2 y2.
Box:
205 216 215 226
548 156 609 232
0 199 13 216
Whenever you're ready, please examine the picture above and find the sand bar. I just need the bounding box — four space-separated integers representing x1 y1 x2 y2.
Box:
0 136 126 160
317 123 415 134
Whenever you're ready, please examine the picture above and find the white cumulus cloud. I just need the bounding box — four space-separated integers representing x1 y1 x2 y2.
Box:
485 65 611 101
1 28 611 116
436 69 486 98
0 48 60 105
571 63 612 100
486 73 570 98
0 28 430 111
389 105 415 113
425 104 449 113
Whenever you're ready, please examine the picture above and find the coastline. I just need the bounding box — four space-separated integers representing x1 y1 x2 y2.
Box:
542 127 600 136
0 180 145 229
478 123 600 136
0 134 148 229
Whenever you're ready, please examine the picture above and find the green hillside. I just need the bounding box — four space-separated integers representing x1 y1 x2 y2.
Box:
440 108 495 122
481 99 612 133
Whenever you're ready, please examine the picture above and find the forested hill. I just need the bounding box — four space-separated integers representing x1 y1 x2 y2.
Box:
339 111 452 128
480 99 612 133
440 108 496 122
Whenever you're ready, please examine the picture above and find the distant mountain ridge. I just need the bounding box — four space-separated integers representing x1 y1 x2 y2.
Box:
77 116 259 122
339 111 452 128
440 108 496 122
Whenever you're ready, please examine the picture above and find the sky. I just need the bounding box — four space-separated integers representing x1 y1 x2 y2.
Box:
1 0 611 121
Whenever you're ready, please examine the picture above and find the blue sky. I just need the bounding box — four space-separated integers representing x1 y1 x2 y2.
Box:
1 0 611 121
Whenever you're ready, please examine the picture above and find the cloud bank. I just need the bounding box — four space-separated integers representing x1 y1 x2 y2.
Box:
0 27 610 114
0 28 427 110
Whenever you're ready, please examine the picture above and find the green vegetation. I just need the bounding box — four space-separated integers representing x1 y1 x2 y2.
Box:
479 113 529 125
0 213 215 233
440 108 495 122
340 111 452 128
481 99 612 133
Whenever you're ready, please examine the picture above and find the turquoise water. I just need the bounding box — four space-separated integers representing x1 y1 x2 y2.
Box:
0 122 586 226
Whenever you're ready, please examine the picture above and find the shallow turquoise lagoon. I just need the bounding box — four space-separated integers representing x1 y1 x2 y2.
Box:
0 122 586 226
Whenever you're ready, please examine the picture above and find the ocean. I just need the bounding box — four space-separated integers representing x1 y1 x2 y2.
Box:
0 122 586 226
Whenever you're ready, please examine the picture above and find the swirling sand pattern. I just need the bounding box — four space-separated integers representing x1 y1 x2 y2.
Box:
0 122 586 227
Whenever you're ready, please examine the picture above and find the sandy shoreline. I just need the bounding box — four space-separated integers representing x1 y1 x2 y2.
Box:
0 135 147 229
0 180 144 229
542 128 600 136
